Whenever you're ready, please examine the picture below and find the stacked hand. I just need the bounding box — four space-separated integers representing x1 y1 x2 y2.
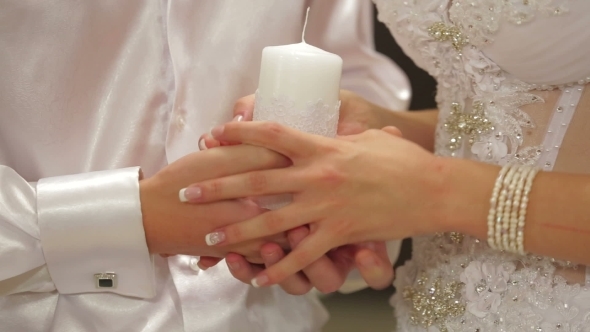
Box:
182 92 448 288
194 92 397 293
139 144 292 264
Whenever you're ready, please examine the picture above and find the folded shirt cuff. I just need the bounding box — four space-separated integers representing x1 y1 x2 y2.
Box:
37 167 155 298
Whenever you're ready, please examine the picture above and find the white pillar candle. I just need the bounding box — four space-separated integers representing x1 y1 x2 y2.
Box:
253 8 342 209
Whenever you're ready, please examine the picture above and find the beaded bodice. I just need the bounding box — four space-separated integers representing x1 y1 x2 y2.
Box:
373 0 590 331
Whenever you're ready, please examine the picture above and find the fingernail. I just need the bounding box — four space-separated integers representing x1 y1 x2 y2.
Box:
359 255 377 268
251 275 269 288
198 137 207 151
263 250 277 259
232 115 244 122
227 261 241 270
363 242 377 251
210 125 225 138
179 187 201 202
205 231 226 246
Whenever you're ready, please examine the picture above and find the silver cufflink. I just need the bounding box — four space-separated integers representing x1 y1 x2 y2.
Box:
94 273 117 289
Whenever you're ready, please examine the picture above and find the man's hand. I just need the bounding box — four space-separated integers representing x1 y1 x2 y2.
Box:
198 229 393 294
140 144 290 263
196 91 395 293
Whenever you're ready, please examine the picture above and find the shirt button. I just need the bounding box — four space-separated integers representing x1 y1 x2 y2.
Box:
189 257 200 272
176 114 186 130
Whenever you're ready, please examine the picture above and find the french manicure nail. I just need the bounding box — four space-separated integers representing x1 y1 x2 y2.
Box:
232 115 244 122
210 125 225 138
179 187 201 202
205 231 226 246
198 137 207 151
251 275 269 288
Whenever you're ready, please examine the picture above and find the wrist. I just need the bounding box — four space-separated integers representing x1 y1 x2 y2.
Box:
433 158 498 239
139 177 162 254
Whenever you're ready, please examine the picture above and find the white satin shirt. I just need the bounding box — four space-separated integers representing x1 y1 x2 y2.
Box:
0 1 410 331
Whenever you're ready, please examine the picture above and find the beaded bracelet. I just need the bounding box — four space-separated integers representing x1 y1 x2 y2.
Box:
487 164 540 254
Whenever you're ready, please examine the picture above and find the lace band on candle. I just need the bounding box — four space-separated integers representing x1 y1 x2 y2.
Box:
253 90 341 138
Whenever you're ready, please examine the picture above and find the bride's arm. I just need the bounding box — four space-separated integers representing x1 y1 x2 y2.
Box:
183 121 590 286
445 158 590 266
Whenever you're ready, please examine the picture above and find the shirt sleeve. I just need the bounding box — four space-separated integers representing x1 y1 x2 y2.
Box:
0 166 156 298
306 0 411 111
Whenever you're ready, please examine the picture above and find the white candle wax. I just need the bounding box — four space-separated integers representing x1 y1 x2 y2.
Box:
253 15 343 210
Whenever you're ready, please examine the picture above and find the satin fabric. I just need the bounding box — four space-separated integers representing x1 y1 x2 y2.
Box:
0 1 410 331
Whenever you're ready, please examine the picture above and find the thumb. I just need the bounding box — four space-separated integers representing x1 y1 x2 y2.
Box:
354 244 394 290
197 256 223 270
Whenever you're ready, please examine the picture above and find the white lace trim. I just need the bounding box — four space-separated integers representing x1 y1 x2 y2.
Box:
253 90 340 138
449 0 570 47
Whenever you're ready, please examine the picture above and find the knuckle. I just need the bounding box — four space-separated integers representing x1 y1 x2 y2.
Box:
261 122 284 140
226 225 243 243
246 172 268 193
315 165 347 187
204 180 223 199
329 219 354 239
364 129 382 139
318 141 342 154
262 212 285 234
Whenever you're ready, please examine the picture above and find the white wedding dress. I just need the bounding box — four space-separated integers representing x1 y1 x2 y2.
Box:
373 0 590 331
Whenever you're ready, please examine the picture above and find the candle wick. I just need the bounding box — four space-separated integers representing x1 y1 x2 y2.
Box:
302 7 310 43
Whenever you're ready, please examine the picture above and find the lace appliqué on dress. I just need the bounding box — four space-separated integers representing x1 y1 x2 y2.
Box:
449 0 570 47
374 0 547 165
373 1 589 331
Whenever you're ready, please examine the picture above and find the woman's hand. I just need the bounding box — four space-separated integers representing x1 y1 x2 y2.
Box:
183 121 451 286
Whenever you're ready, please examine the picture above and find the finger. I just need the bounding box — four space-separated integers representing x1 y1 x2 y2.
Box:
210 121 328 159
288 227 347 294
176 144 291 196
219 115 248 146
226 253 263 284
198 134 209 151
381 126 403 137
326 245 357 273
200 133 221 150
233 95 255 120
197 256 222 270
181 167 303 204
250 232 334 287
260 243 312 295
354 245 394 290
204 202 318 246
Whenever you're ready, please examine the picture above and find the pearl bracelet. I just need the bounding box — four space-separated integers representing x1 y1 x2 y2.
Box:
487 164 540 254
